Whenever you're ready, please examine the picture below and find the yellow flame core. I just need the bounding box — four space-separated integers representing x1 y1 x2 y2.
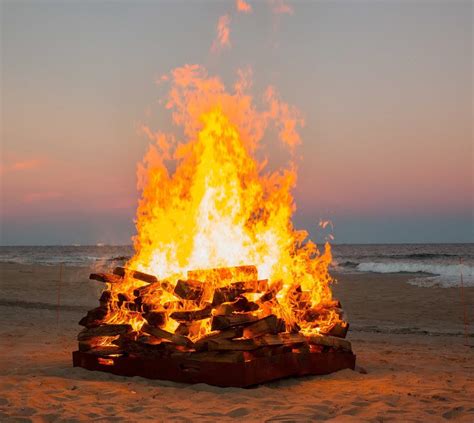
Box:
110 66 338 335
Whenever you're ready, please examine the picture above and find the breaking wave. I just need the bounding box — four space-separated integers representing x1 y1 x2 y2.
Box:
356 261 474 288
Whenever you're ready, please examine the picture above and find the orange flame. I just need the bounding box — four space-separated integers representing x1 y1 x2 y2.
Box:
103 65 339 336
211 15 231 52
236 0 252 13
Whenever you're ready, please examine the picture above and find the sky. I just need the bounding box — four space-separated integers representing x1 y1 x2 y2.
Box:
1 0 472 245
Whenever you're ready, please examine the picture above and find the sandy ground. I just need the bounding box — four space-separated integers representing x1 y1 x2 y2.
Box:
0 263 473 422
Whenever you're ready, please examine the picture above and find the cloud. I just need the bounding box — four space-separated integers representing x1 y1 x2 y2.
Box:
1 158 44 173
211 14 231 52
236 0 252 13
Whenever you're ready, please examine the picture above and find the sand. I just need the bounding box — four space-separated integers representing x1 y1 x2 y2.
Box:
0 263 473 422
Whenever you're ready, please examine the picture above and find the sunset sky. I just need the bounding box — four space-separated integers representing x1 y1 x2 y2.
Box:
1 0 472 245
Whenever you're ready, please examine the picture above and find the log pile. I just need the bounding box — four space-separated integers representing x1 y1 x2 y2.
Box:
77 265 352 364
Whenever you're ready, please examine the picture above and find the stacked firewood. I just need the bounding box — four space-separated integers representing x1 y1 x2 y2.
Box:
78 265 351 362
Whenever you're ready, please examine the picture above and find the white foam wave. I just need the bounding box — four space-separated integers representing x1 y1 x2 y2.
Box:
356 262 474 288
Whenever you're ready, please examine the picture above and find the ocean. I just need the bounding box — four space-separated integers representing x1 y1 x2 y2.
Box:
0 244 472 288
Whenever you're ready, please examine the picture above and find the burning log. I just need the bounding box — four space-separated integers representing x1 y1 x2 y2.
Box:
211 313 259 331
194 327 243 350
113 267 158 284
142 323 194 349
207 332 306 351
187 265 258 283
214 296 259 315
170 304 212 322
89 273 123 284
99 291 113 306
212 281 268 306
321 322 349 339
242 315 282 338
174 279 204 301
231 279 268 292
78 324 132 341
87 346 124 357
143 311 167 328
306 334 352 352
78 307 109 328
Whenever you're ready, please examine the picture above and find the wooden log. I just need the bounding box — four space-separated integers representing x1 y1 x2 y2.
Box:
174 280 204 301
141 323 194 349
242 315 280 339
78 307 109 328
78 324 131 341
187 265 258 283
170 304 212 322
143 311 167 328
321 322 349 338
231 279 268 292
78 336 118 351
175 321 204 337
306 334 352 351
99 290 113 306
212 282 269 306
211 313 259 331
207 333 305 351
90 273 123 284
194 327 243 350
113 267 158 284
87 346 124 357
214 297 259 315
133 280 174 298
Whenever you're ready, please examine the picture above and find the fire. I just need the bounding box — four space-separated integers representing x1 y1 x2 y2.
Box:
103 65 341 338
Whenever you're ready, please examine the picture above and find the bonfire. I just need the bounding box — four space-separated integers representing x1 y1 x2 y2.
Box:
73 65 356 387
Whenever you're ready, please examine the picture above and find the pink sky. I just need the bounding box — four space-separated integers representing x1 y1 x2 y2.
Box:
1 1 472 244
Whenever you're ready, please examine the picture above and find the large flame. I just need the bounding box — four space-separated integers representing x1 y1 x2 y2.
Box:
108 65 337 336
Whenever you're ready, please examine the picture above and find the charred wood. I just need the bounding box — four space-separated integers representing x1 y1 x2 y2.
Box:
242 315 281 339
142 323 194 349
90 273 123 284
78 306 109 328
211 313 259 331
170 304 212 322
174 279 204 301
306 334 352 351
143 311 167 328
113 267 158 284
77 324 131 341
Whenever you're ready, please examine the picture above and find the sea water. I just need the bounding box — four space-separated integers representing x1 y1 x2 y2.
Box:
0 243 472 288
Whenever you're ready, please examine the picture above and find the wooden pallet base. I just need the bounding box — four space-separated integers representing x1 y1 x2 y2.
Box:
72 349 356 387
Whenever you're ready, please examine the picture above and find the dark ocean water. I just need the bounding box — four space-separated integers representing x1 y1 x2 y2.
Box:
0 244 472 288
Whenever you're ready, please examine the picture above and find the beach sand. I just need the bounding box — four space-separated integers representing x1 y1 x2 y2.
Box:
0 263 473 422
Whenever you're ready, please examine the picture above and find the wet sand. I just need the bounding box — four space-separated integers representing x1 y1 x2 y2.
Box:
0 263 473 422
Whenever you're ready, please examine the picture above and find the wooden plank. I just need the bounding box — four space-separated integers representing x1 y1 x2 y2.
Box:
78 324 131 341
321 322 349 339
170 304 212 322
211 313 259 331
90 273 123 284
142 323 194 349
194 327 243 350
143 311 167 328
242 315 280 339
78 306 109 328
174 280 204 301
306 334 352 351
214 297 259 315
113 267 158 284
